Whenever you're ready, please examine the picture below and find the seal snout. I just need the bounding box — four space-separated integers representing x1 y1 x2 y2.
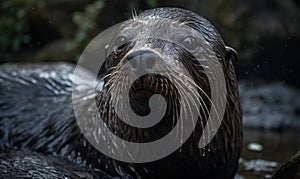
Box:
126 49 158 74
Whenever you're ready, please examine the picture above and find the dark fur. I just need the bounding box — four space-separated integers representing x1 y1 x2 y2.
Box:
0 8 242 178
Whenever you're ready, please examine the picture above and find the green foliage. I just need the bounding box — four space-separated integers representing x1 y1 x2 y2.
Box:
66 0 105 52
146 0 158 8
0 0 44 51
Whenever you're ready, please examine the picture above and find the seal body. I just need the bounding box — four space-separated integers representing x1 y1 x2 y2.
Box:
272 151 300 179
0 8 242 179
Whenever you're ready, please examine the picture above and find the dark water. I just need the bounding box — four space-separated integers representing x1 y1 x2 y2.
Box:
238 129 300 178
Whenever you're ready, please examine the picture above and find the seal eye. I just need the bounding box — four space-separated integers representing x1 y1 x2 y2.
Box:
114 36 128 49
181 36 197 50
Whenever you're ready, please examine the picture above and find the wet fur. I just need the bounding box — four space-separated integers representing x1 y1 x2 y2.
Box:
0 8 242 179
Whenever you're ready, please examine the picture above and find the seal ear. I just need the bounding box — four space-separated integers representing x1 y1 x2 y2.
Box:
225 46 238 65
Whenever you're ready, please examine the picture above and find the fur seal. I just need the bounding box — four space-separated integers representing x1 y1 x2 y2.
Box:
272 151 300 179
0 7 242 178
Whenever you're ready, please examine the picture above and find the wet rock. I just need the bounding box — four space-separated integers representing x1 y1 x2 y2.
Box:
234 173 245 179
239 80 300 130
239 158 278 179
247 143 263 152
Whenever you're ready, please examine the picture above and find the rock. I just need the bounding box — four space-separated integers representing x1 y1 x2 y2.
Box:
239 80 300 130
247 143 264 152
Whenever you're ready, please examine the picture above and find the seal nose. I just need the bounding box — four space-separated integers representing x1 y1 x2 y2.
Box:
127 50 157 74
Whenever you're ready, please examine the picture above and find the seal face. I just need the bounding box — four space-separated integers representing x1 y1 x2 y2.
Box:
91 7 242 178
0 7 242 179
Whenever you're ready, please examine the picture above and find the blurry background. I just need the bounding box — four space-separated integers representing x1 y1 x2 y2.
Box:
0 0 299 178
1 0 300 87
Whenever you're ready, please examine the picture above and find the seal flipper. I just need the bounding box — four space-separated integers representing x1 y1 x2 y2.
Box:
0 150 112 178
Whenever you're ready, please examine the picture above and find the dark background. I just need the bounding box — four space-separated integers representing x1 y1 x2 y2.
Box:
1 1 300 178
1 0 300 88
